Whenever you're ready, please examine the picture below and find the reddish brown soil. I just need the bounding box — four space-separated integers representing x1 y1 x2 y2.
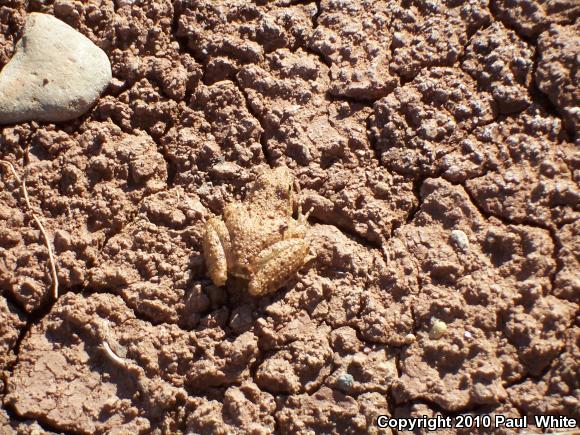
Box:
0 0 578 434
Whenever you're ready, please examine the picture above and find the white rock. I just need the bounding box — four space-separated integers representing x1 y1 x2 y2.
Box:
429 318 447 340
0 13 111 124
450 229 470 251
115 0 136 7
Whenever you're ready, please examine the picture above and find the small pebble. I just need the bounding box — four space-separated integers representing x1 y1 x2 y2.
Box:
0 13 111 124
464 331 472 338
373 181 391 196
429 318 447 340
336 373 354 393
450 229 470 251
562 396 577 405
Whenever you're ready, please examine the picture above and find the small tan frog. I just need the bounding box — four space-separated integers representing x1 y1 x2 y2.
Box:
202 166 312 296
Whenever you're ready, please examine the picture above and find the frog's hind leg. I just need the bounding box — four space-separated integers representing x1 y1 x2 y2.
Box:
248 239 310 296
202 217 231 287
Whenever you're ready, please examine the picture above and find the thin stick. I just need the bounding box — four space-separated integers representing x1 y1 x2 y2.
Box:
32 214 58 299
1 160 20 183
101 341 129 367
100 320 129 368
1 160 59 299
381 244 390 264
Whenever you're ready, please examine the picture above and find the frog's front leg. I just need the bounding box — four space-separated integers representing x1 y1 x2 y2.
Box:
285 202 313 239
202 217 232 287
248 239 310 296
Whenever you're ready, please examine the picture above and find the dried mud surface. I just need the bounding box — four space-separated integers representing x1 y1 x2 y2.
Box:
0 0 578 434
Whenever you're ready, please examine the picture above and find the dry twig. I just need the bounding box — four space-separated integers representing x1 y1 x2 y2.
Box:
0 160 59 299
101 341 129 367
100 320 129 368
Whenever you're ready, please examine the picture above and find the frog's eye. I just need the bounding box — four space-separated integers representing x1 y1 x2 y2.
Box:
293 179 301 194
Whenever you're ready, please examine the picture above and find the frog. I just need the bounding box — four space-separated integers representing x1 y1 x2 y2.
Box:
202 166 312 296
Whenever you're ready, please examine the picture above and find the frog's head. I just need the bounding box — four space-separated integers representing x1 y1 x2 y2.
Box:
251 166 298 213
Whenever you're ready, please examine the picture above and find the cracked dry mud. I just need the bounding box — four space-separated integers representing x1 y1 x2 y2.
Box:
0 0 578 434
